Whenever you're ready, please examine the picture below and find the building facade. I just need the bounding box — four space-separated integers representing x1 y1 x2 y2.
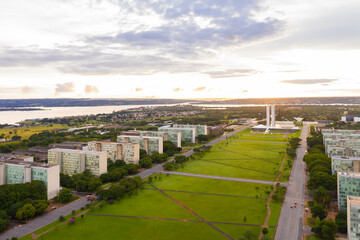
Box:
348 196 360 240
117 135 163 154
48 148 107 176
323 134 360 143
173 124 208 136
322 129 360 135
158 126 196 143
332 156 360 174
139 131 181 148
0 159 60 199
325 139 360 156
328 146 360 158
338 172 360 212
88 141 140 164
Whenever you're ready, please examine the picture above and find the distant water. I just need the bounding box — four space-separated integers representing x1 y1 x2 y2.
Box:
0 104 180 124
0 102 358 124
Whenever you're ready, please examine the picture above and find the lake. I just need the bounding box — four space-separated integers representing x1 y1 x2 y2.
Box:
0 104 181 124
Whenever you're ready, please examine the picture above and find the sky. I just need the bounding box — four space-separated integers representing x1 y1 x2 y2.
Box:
0 0 359 99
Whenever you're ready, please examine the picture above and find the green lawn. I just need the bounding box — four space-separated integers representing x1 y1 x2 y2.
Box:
179 140 287 181
166 191 268 225
214 224 262 240
90 189 197 220
152 174 273 198
41 215 226 240
268 201 283 226
0 125 68 140
287 131 301 138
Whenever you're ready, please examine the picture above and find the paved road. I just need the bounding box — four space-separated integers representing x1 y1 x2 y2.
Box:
163 171 287 186
1 124 250 239
0 196 92 239
274 123 309 240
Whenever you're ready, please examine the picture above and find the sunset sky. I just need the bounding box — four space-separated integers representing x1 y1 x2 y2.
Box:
0 0 359 99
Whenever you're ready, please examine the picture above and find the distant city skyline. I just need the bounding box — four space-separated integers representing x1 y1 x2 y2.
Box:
0 0 359 99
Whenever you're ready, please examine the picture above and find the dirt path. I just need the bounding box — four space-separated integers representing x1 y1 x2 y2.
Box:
259 153 288 239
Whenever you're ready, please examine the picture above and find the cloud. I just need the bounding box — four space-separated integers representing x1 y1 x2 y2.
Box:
205 69 260 78
0 1 284 77
193 87 206 92
21 86 34 94
280 79 338 84
135 88 143 92
87 0 284 57
277 70 300 73
0 46 210 76
173 88 184 92
84 85 99 94
55 82 75 95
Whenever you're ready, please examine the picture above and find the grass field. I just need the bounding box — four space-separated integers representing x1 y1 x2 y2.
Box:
179 140 287 181
41 216 225 240
39 174 283 240
0 125 68 140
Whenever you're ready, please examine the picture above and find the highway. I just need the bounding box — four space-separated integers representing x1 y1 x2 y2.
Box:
274 123 309 240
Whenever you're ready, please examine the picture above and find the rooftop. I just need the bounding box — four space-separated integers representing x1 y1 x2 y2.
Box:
48 148 106 156
338 171 360 178
117 135 163 140
0 158 57 168
332 155 360 160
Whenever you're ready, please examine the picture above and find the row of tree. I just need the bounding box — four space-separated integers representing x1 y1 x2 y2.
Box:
304 128 347 239
96 177 143 201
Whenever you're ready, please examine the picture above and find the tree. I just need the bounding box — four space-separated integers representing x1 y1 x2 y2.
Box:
174 155 187 164
311 205 327 220
58 215 65 222
163 162 174 171
15 204 36 220
335 212 347 233
307 172 336 190
139 156 152 168
320 219 337 240
60 173 74 188
196 134 209 143
262 228 268 235
238 231 257 240
124 164 139 174
0 218 10 232
7 202 23 219
163 141 179 156
33 200 49 216
88 178 102 192
312 186 330 207
114 160 126 167
54 188 75 204
0 210 9 232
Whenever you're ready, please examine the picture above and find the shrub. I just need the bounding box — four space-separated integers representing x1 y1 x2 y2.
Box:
58 215 65 222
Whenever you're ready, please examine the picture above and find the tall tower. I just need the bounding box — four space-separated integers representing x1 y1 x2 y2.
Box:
266 105 270 127
271 105 276 127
